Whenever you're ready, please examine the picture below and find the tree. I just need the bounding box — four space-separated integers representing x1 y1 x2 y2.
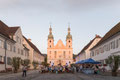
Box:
12 57 21 73
41 62 49 67
32 61 39 69
105 55 120 76
41 56 49 67
21 59 30 68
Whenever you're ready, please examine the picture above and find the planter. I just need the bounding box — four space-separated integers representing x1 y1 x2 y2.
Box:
0 61 4 64
112 72 117 76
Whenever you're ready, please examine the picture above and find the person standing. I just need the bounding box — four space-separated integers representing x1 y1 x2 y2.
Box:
22 65 27 77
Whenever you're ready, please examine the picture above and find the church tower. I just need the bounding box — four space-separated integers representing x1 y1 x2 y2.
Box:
66 27 72 48
48 25 54 48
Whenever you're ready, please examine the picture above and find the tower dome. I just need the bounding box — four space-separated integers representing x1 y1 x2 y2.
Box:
66 27 72 40
48 25 54 39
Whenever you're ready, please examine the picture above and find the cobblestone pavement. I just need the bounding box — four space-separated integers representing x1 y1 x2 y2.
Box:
0 71 120 80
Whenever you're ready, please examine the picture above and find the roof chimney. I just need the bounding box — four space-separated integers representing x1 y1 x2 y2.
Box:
95 34 101 38
28 38 31 42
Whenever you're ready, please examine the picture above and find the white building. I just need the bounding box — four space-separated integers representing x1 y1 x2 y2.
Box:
0 20 29 71
76 35 101 62
90 22 120 69
0 20 44 71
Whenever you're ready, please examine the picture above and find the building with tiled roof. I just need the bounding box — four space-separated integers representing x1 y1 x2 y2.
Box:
90 22 120 69
75 35 101 62
0 20 44 71
23 36 44 69
0 20 29 71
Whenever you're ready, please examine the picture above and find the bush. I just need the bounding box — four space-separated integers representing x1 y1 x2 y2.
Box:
32 61 39 69
105 55 120 76
21 59 30 67
11 57 21 73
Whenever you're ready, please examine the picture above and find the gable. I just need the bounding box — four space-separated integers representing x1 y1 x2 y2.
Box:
54 39 66 49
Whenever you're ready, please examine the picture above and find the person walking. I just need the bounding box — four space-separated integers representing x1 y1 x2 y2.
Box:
22 65 27 77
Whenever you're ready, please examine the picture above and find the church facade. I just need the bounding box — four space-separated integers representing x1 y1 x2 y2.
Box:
47 26 73 66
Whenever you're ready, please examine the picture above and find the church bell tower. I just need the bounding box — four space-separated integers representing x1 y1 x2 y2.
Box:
48 25 54 48
66 27 72 48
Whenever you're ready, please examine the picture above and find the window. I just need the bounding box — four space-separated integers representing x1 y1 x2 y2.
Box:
91 51 94 57
54 51 57 58
69 51 71 58
21 50 23 55
49 51 51 59
116 39 119 48
7 43 11 51
0 40 4 48
10 45 12 51
101 47 104 53
113 41 115 49
69 40 71 43
19 38 21 44
7 57 12 65
69 45 70 48
50 45 51 48
50 40 51 43
16 36 19 42
69 51 71 54
50 51 51 54
27 52 29 57
108 43 110 51
16 36 21 44
13 46 16 52
99 48 101 53
18 48 20 54
49 56 51 59
97 49 99 55
106 44 109 51
63 51 66 58
0 56 3 62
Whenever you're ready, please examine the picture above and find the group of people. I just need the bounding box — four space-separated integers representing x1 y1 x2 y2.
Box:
39 65 77 74
21 64 106 77
76 64 106 74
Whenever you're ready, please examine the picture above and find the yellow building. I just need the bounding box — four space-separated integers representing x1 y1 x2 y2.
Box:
47 26 73 66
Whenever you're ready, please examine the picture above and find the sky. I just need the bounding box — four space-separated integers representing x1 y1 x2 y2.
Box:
0 0 120 54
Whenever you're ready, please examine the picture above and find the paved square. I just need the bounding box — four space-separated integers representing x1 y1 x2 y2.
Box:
0 70 120 80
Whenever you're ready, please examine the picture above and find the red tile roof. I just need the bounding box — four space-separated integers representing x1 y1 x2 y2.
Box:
23 36 42 55
77 35 101 56
8 27 19 35
91 22 120 50
0 20 19 39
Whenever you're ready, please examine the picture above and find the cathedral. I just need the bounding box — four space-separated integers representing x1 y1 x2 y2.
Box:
47 25 73 66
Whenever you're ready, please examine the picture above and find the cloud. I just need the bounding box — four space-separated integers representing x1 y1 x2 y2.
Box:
0 0 19 8
0 0 120 14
